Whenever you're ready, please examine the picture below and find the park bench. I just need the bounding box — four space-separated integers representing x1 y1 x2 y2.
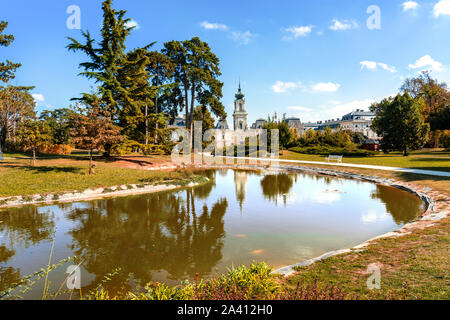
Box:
325 155 343 163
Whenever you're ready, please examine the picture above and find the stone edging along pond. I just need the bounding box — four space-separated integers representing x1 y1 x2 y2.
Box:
0 177 210 209
0 163 448 277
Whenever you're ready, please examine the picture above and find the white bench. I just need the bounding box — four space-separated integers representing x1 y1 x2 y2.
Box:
325 155 343 163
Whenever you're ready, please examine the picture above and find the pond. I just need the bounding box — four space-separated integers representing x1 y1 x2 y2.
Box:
0 169 424 299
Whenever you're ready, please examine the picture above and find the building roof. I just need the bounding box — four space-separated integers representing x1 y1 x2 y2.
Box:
342 110 375 119
215 120 229 130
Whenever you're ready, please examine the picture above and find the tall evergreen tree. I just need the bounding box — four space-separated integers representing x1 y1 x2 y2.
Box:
67 0 133 117
117 47 156 143
0 21 21 83
163 38 226 148
147 51 175 143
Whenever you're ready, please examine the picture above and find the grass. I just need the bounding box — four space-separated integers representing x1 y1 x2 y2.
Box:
284 217 450 300
281 149 450 173
0 156 198 197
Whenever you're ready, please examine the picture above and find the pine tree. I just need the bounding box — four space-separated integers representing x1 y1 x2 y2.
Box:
163 38 226 148
67 0 133 117
147 51 175 143
0 21 21 83
117 47 156 143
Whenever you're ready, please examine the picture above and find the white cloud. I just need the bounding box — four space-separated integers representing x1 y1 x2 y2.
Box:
32 93 45 103
312 191 341 204
283 25 314 40
408 54 443 72
360 61 397 73
271 81 302 93
378 63 397 73
402 1 419 11
230 31 256 45
360 61 377 70
125 19 140 30
434 0 450 17
200 21 228 30
329 19 358 31
311 82 341 93
361 210 389 224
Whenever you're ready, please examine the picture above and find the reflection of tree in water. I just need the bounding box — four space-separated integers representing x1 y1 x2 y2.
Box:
194 170 216 199
65 187 228 291
0 206 55 292
371 185 424 225
0 245 19 293
260 173 295 205
0 266 21 293
0 207 55 249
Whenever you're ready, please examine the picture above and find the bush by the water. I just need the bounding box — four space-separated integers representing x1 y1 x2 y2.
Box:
89 263 350 300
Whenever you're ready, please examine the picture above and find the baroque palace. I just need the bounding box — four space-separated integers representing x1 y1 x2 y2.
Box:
171 84 380 148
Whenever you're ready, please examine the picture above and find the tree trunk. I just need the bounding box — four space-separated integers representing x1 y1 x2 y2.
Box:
403 146 409 157
89 150 94 175
4 118 9 140
184 84 189 130
145 104 149 146
189 84 195 151
154 69 160 144
32 148 36 167
12 118 16 143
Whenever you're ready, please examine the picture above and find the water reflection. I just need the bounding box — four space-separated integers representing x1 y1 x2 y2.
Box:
0 206 55 292
371 185 424 225
65 190 227 287
260 173 295 205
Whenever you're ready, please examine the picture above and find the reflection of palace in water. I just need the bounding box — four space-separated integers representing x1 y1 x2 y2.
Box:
234 171 248 209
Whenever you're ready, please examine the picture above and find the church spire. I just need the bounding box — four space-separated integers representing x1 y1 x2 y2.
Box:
235 80 245 100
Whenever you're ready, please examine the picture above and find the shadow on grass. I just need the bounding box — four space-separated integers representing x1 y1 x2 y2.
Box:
395 171 450 182
409 166 450 173
1 164 82 174
410 157 450 162
104 157 155 167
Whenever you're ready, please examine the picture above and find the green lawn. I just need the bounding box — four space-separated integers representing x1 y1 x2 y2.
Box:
281 149 450 172
284 217 450 300
0 157 197 197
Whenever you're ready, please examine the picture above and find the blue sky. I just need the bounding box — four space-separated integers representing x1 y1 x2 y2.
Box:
1 0 450 124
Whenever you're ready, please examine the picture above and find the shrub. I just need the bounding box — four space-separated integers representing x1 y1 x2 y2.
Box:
439 130 450 149
95 263 353 300
39 144 72 155
111 139 169 156
289 145 378 157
